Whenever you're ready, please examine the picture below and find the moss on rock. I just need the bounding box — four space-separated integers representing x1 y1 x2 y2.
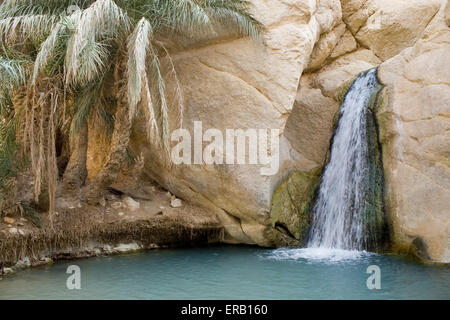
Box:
270 169 321 246
365 85 390 252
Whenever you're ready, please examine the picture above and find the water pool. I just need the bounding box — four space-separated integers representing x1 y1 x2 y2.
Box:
1 246 449 300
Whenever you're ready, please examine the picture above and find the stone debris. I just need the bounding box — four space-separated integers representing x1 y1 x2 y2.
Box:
113 243 141 253
111 201 123 209
123 196 140 211
170 198 183 208
3 217 15 224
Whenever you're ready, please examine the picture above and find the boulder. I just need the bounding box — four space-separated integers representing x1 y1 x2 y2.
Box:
311 49 381 99
329 29 358 59
377 2 450 263
284 74 340 165
170 198 183 208
123 196 140 211
306 23 347 72
355 0 441 60
3 217 15 225
111 201 123 210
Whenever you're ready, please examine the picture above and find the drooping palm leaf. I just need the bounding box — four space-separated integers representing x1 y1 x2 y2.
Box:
65 0 130 85
0 0 93 18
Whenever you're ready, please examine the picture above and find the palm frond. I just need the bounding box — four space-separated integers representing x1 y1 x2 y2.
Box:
70 77 104 139
0 14 60 45
148 46 170 151
142 0 213 36
202 0 263 40
127 17 153 120
0 56 29 91
76 39 111 85
136 0 263 40
65 0 130 86
32 16 69 83
0 97 23 205
0 0 93 18
156 41 184 130
165 0 213 35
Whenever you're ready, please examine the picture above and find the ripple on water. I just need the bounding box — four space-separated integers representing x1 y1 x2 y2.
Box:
261 247 376 264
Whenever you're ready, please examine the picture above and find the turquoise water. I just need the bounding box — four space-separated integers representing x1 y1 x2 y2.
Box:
1 246 449 300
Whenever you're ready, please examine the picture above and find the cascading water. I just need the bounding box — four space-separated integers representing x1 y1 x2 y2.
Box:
307 68 387 252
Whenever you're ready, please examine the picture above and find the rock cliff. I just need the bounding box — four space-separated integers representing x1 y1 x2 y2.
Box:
86 0 450 263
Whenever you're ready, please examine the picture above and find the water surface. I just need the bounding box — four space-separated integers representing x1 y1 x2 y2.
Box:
1 246 449 300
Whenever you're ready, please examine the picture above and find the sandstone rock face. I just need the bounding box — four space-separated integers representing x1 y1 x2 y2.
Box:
446 0 450 26
132 0 343 247
310 49 380 99
378 1 450 263
355 0 441 60
284 75 340 165
85 0 449 262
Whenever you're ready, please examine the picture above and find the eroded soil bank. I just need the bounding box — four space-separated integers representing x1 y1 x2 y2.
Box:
0 183 223 271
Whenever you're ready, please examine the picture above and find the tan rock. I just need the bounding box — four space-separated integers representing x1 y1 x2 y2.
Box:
446 0 450 26
356 0 441 60
341 0 377 34
377 4 450 263
111 202 123 210
312 49 381 98
306 23 346 72
123 196 140 211
170 198 183 208
284 75 340 165
330 29 358 59
3 217 15 225
314 0 343 33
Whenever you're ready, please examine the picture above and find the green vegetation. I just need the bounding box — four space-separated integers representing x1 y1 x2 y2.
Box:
0 0 263 220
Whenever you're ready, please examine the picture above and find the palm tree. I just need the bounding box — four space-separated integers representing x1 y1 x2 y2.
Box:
0 0 263 218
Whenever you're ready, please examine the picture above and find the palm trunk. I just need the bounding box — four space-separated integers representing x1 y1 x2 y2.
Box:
63 123 88 193
85 76 132 204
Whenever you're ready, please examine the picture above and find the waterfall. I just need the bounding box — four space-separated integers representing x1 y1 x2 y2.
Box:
308 68 386 251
